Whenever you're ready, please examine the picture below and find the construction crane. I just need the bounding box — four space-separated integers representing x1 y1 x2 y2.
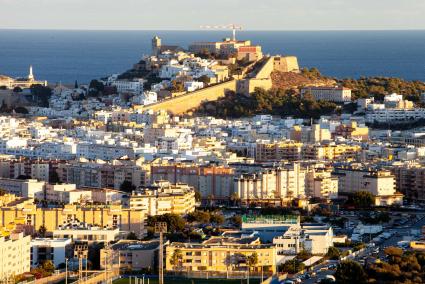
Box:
200 24 242 41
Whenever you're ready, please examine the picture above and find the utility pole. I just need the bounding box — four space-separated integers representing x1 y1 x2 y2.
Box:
65 258 68 284
155 222 167 284
74 244 88 282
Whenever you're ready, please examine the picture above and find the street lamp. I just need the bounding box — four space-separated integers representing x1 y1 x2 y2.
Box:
65 258 68 284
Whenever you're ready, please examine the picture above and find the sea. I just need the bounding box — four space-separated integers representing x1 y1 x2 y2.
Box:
0 29 424 84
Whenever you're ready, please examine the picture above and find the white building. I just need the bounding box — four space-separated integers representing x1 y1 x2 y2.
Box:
53 222 120 244
112 79 145 95
132 91 157 106
273 224 334 255
0 233 31 281
366 108 425 124
0 178 45 198
333 168 396 197
241 215 300 242
184 81 204 92
31 238 72 268
234 164 306 203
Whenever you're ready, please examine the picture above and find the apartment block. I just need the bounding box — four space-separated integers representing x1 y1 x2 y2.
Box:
0 232 31 281
234 163 305 205
166 237 276 275
151 163 234 200
0 202 145 237
129 181 196 216
255 141 302 162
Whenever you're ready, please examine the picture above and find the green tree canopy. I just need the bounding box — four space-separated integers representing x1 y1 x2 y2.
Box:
326 246 341 260
350 191 374 208
119 180 136 193
334 260 367 284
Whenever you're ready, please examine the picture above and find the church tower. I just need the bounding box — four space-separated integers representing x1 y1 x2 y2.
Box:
28 65 34 81
152 36 161 56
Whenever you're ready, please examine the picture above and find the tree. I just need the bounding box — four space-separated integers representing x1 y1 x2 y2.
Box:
13 86 23 93
297 250 312 261
230 192 240 206
169 249 183 271
210 213 225 225
38 225 47 237
279 259 305 274
147 214 186 233
119 180 136 193
198 75 210 85
247 252 259 271
49 171 60 184
326 247 341 260
231 215 242 227
170 81 184 92
350 191 374 208
334 260 367 284
14 106 29 114
17 174 31 180
30 84 52 107
187 210 210 223
194 190 201 202
384 246 403 263
89 80 104 92
126 232 138 240
41 260 55 273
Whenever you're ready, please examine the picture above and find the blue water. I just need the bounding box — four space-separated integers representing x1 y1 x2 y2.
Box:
0 30 424 84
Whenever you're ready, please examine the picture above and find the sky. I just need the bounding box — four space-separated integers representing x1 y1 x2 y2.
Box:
0 0 424 30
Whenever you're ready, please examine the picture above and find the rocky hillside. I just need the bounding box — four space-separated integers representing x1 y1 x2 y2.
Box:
271 71 336 91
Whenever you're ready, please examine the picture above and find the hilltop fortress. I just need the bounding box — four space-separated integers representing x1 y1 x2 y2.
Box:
126 36 299 114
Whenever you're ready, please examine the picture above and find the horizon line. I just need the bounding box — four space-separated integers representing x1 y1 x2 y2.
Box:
1 27 425 32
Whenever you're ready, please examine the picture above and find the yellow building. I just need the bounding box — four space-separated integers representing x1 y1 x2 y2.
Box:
255 141 303 161
302 144 362 161
166 237 276 276
410 241 425 251
0 201 145 237
129 181 196 216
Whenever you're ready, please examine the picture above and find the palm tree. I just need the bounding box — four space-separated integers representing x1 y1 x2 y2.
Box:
230 192 240 206
246 252 259 284
169 249 183 272
207 194 215 207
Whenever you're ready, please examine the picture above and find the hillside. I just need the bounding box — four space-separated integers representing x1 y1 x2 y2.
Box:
271 71 336 91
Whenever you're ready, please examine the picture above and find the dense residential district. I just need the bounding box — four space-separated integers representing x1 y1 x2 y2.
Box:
1 34 425 284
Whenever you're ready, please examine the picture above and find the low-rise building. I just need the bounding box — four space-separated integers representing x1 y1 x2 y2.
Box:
31 238 73 268
273 224 334 255
0 178 45 198
241 215 300 242
53 222 120 244
301 86 351 103
166 237 276 276
0 203 145 237
100 239 160 270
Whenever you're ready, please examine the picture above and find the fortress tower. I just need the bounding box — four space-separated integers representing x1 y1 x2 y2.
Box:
152 36 162 56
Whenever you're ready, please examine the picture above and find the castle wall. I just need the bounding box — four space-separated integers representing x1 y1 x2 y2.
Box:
141 80 237 114
273 56 300 73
